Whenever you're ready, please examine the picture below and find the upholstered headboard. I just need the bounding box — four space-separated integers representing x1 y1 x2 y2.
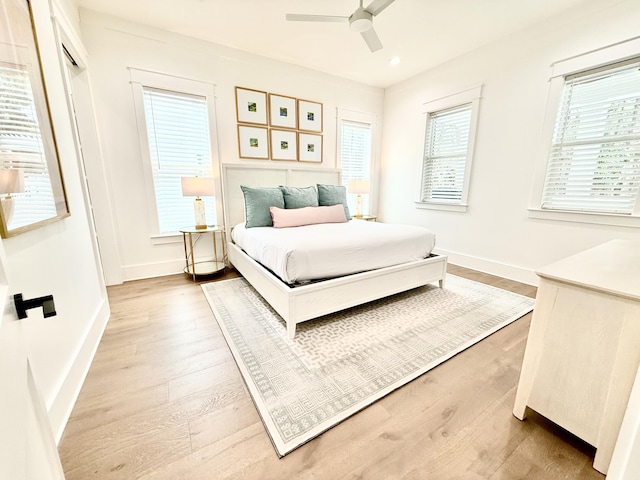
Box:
221 163 341 239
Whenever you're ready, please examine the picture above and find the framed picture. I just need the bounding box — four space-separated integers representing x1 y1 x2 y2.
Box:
238 125 269 159
297 99 323 132
268 94 297 129
298 133 323 163
235 87 267 125
270 129 298 161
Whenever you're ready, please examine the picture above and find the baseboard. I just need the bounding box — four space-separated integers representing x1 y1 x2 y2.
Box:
49 297 110 443
434 248 539 286
122 256 223 282
122 258 185 282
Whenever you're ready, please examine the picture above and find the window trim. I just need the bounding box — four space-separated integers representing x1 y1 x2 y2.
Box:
528 36 640 228
129 68 222 240
416 85 482 212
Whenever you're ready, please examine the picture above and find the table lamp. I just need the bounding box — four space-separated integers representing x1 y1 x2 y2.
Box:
181 176 215 229
0 168 25 224
347 179 370 218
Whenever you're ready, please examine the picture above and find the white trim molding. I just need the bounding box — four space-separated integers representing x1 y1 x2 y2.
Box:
416 85 483 213
528 36 640 228
129 68 223 237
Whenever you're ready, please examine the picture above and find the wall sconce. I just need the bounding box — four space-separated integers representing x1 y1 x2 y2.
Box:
181 176 215 229
347 179 370 218
0 169 25 225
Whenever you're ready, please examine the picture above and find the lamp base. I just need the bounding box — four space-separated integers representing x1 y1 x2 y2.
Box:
354 194 363 218
194 197 207 229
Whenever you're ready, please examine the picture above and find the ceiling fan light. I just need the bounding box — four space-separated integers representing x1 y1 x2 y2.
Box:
349 9 373 32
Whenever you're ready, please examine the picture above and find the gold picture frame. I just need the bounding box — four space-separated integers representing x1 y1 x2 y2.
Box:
268 93 297 129
270 129 298 161
297 99 323 133
235 86 268 125
0 0 70 238
298 133 323 163
238 125 269 160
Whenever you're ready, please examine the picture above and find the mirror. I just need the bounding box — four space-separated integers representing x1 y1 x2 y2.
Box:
0 0 69 238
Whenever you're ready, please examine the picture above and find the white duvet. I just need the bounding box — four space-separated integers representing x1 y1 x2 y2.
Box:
231 220 436 284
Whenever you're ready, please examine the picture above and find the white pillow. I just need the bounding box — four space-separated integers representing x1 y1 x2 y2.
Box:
269 204 347 228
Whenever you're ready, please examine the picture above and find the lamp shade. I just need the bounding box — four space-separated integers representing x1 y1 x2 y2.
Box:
0 169 25 195
347 179 370 195
181 176 215 197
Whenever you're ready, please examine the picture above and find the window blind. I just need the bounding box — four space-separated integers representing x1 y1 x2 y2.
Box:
421 104 472 203
340 120 372 214
541 59 640 214
142 87 215 233
0 66 56 229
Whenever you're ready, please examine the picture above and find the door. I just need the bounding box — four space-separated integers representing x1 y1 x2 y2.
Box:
0 260 66 479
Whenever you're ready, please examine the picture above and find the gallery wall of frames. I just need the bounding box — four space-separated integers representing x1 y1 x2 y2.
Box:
235 86 323 163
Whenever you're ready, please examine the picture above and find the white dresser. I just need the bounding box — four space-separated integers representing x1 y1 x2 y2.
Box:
513 239 640 475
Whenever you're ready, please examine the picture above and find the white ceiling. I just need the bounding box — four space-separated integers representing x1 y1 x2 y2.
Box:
72 0 592 88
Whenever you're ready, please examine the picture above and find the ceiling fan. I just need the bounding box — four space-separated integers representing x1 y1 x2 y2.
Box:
285 0 396 53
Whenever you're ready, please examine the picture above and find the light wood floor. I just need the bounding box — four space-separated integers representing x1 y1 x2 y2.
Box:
58 265 605 480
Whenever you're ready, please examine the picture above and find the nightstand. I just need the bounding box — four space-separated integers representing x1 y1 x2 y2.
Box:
353 215 377 222
180 225 226 281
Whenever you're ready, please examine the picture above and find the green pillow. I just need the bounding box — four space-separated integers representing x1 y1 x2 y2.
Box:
240 185 285 227
317 184 351 220
280 185 318 209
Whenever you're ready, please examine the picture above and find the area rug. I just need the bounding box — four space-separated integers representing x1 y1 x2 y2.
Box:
201 275 534 457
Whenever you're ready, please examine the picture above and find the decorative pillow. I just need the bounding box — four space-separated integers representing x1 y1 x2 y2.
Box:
317 184 351 220
240 185 285 228
270 204 347 228
279 185 319 209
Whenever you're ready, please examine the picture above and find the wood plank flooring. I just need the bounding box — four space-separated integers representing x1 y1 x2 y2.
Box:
58 265 606 480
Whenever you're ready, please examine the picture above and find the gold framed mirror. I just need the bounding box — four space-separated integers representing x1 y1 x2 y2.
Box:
0 0 69 238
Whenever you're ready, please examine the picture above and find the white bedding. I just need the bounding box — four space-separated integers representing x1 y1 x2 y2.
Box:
231 220 436 284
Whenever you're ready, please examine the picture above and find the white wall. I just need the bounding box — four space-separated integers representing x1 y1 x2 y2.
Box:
78 10 385 282
380 0 640 285
2 0 110 440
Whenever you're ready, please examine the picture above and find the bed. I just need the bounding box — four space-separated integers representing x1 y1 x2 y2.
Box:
222 163 448 339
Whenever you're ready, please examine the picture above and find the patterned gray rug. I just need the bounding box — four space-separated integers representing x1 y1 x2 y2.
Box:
201 275 534 457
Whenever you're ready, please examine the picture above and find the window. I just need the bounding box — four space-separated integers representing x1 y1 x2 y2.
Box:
421 104 472 203
130 69 220 237
417 86 481 212
541 58 640 215
142 88 214 233
529 36 640 227
337 109 376 216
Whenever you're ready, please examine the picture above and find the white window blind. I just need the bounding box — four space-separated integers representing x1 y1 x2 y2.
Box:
541 58 640 214
0 65 56 229
340 120 372 214
142 87 215 233
421 103 472 203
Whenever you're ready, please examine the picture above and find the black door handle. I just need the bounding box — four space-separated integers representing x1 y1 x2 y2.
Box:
14 293 56 319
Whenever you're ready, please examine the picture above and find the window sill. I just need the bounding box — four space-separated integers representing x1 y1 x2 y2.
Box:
415 201 468 213
527 208 640 228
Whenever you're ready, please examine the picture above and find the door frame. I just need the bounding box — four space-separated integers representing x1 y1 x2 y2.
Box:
52 3 123 286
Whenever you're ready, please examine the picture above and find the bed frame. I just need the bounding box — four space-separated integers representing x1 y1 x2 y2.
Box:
222 163 448 339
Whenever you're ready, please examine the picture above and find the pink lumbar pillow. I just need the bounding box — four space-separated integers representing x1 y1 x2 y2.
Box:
270 204 347 228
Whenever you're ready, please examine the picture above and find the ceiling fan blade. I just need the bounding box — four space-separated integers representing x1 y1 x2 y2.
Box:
361 27 383 52
286 14 349 23
364 0 395 16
